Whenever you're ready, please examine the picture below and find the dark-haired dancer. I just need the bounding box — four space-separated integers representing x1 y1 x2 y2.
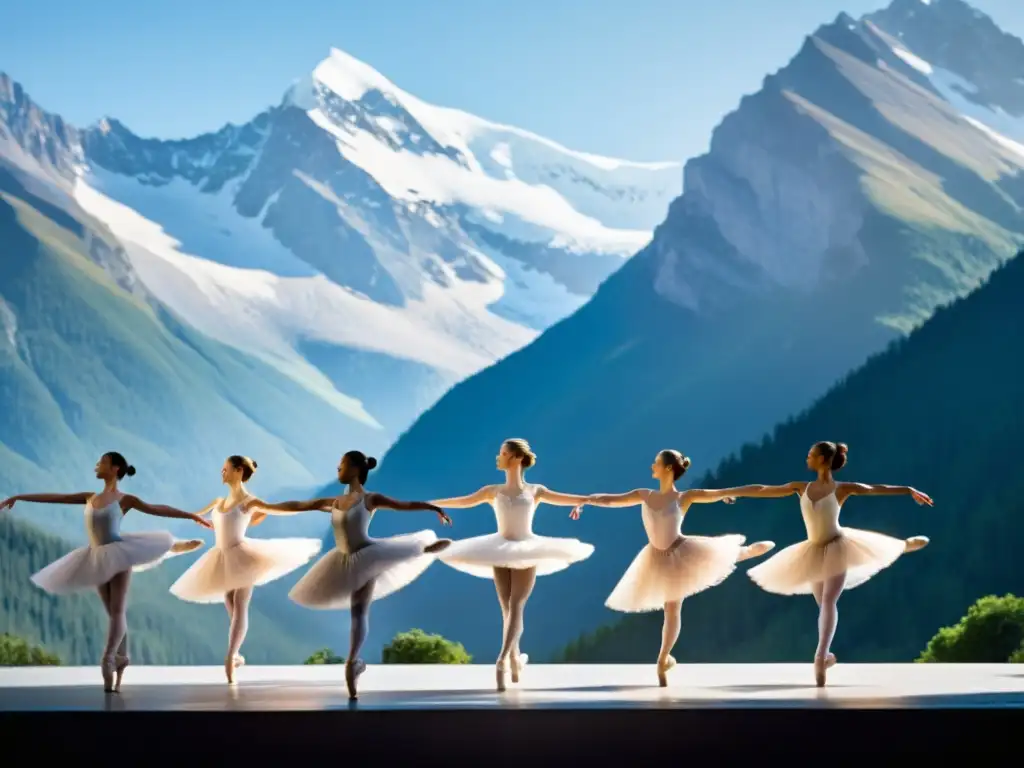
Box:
244 451 453 700
711 441 931 686
169 455 322 684
571 449 776 687
0 452 211 692
430 438 594 692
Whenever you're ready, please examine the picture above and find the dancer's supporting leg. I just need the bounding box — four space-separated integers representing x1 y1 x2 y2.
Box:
99 570 131 692
657 600 682 687
494 567 526 686
224 586 253 684
346 580 374 700
810 572 846 686
495 567 536 691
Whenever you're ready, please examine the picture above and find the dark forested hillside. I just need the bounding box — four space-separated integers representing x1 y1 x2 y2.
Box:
559 250 1024 663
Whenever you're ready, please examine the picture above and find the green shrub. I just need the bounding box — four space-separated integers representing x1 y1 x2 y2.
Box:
917 594 1024 663
1009 642 1024 663
0 634 61 666
381 629 472 664
303 648 345 664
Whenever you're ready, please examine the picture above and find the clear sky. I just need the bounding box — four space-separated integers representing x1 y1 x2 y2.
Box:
2 0 1021 164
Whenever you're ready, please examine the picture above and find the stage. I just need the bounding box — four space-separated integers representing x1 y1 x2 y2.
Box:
2 664 1020 758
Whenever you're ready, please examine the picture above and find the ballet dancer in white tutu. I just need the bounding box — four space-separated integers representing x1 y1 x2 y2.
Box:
430 438 595 692
243 450 453 700
570 449 776 687
168 455 322 684
712 441 932 686
0 451 211 692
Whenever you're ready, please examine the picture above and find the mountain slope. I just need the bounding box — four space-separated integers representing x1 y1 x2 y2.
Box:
333 0 1024 660
560 246 1024 663
0 157 381 542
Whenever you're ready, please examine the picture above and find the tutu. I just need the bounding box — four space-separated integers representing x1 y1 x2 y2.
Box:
606 533 746 612
440 532 594 578
170 537 322 603
747 488 907 595
30 497 182 594
31 531 177 594
290 531 440 609
747 528 906 595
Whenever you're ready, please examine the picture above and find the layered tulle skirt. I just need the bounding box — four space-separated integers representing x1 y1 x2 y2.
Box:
606 534 746 612
31 532 180 594
439 532 594 578
170 537 322 603
289 531 442 610
747 527 906 595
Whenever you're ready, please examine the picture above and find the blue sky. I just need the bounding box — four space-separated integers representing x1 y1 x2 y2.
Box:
2 0 1021 163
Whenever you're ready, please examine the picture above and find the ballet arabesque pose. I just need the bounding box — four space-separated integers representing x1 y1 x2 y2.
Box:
0 452 211 692
168 455 322 684
571 449 776 686
714 441 932 686
431 438 595 692
243 450 453 700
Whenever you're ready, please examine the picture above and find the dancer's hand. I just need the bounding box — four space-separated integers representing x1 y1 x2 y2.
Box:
909 488 933 507
191 513 214 529
0 497 14 511
569 504 584 520
435 509 452 526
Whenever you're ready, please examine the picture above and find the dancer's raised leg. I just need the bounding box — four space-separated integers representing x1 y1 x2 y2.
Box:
657 600 682 687
346 580 374 700
225 586 253 684
737 540 775 561
811 572 846 686
99 570 131 692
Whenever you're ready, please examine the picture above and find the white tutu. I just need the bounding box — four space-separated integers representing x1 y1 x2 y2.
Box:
440 532 595 578
290 531 441 610
747 528 906 595
170 537 322 604
31 531 177 594
606 534 746 613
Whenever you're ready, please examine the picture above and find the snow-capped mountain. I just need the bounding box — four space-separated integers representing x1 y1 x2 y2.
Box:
2 51 681 442
340 0 1024 660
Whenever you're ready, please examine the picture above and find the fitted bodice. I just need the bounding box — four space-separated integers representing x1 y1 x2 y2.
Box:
331 496 374 554
491 486 537 541
213 500 252 548
85 498 124 546
641 496 685 550
800 488 843 544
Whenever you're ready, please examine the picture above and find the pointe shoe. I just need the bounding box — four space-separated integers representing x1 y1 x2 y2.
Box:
656 655 677 688
495 660 508 692
425 539 452 554
345 658 366 700
813 655 833 687
114 654 130 693
904 536 929 553
171 539 204 554
101 655 116 693
233 654 246 668
511 653 529 683
225 656 236 685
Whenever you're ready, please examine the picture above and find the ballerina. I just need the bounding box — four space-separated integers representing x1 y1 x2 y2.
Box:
243 450 453 700
0 451 211 692
168 455 322 684
570 449 776 687
712 441 932 686
430 438 595 692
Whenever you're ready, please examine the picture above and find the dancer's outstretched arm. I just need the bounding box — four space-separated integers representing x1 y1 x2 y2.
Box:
429 486 496 509
837 483 933 505
122 496 213 529
0 492 92 510
535 486 591 507
700 482 809 503
584 489 649 508
241 496 336 515
367 493 452 526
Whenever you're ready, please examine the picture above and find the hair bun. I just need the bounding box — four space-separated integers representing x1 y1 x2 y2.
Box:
250 458 258 470
836 443 848 454
125 465 136 477
367 457 378 470
681 456 692 469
